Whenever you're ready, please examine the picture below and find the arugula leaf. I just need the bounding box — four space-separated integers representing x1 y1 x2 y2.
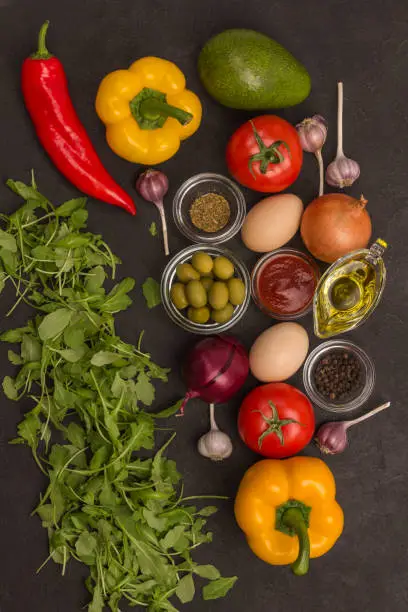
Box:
3 375 17 400
65 423 86 449
63 327 85 349
142 277 161 309
194 564 221 580
176 573 195 604
160 525 185 550
88 585 104 612
85 266 106 294
0 228 17 252
91 351 120 367
38 309 73 341
6 179 45 201
135 371 155 406
75 531 98 565
202 576 238 600
56 197 87 217
8 350 23 365
100 278 135 313
153 399 183 419
21 335 42 362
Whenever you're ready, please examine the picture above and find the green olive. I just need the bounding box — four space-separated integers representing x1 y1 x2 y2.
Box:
186 280 207 308
227 277 246 306
170 283 189 310
213 256 235 280
201 276 214 292
208 281 229 311
187 306 210 324
176 263 200 283
191 252 214 275
211 303 234 324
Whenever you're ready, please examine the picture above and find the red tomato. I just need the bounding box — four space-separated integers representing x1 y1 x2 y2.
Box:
238 383 314 458
226 115 303 193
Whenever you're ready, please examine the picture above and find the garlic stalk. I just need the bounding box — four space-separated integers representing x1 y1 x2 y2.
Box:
197 403 233 461
325 82 360 188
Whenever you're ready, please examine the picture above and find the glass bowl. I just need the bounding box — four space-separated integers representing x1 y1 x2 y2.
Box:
173 173 246 244
161 244 251 334
303 339 375 413
251 248 321 320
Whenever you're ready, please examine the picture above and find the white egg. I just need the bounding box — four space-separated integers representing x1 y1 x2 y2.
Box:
241 193 303 253
249 322 309 382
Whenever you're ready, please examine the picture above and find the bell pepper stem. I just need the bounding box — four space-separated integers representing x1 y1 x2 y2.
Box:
281 508 310 576
32 21 53 60
139 98 193 126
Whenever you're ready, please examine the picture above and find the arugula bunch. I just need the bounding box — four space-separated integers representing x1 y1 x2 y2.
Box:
0 177 237 611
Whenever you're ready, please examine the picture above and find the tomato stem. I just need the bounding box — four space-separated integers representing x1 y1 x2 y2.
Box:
252 401 302 448
248 121 291 177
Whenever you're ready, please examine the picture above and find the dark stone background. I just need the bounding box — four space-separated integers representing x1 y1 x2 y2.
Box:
0 0 407 611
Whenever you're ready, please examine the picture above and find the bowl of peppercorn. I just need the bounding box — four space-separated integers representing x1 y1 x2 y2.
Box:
303 339 375 413
173 173 246 244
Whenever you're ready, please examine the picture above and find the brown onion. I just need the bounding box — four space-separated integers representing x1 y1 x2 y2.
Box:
300 193 372 263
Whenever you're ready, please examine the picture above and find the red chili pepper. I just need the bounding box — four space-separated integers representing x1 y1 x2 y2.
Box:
21 21 136 215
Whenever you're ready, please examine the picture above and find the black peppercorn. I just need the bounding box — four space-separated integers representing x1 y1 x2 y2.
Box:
313 350 364 402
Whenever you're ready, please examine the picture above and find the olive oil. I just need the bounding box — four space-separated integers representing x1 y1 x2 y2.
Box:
314 239 387 338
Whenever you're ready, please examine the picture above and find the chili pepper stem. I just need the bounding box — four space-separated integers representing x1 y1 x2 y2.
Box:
336 82 344 158
345 401 390 430
139 98 192 126
281 508 310 576
32 21 53 60
315 149 324 197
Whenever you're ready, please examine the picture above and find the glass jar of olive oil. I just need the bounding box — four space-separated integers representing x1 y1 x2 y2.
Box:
313 239 387 339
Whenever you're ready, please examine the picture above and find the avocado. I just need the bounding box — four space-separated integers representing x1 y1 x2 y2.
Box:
198 29 311 110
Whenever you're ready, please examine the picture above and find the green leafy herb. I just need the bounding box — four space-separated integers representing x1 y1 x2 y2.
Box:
142 277 161 309
149 221 158 237
202 576 238 600
0 177 234 611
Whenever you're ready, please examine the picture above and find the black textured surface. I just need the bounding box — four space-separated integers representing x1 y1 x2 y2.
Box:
0 1 407 611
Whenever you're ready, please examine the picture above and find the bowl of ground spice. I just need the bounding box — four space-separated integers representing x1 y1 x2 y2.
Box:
303 339 375 413
173 173 246 244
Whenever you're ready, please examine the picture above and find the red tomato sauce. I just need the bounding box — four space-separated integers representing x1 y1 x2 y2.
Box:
257 253 318 315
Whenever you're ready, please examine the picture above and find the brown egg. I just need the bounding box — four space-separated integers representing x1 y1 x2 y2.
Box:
242 194 303 253
249 322 309 382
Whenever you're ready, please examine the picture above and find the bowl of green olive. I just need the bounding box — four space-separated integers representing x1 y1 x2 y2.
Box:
161 244 250 334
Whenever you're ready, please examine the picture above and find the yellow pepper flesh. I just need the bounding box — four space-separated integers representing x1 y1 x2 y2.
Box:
235 457 344 574
95 57 202 165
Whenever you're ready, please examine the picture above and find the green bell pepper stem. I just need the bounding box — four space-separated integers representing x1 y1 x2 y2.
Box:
139 98 193 126
281 507 310 576
32 21 53 60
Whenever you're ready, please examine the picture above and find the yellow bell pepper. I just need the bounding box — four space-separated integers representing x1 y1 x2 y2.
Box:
95 57 202 165
235 457 344 576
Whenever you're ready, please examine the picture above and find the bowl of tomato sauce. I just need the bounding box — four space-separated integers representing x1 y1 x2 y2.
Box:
251 248 320 320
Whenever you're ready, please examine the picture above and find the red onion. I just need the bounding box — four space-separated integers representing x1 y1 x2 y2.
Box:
180 335 249 413
315 401 390 455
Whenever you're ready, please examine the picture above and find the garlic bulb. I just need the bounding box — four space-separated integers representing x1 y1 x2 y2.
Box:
197 404 233 461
